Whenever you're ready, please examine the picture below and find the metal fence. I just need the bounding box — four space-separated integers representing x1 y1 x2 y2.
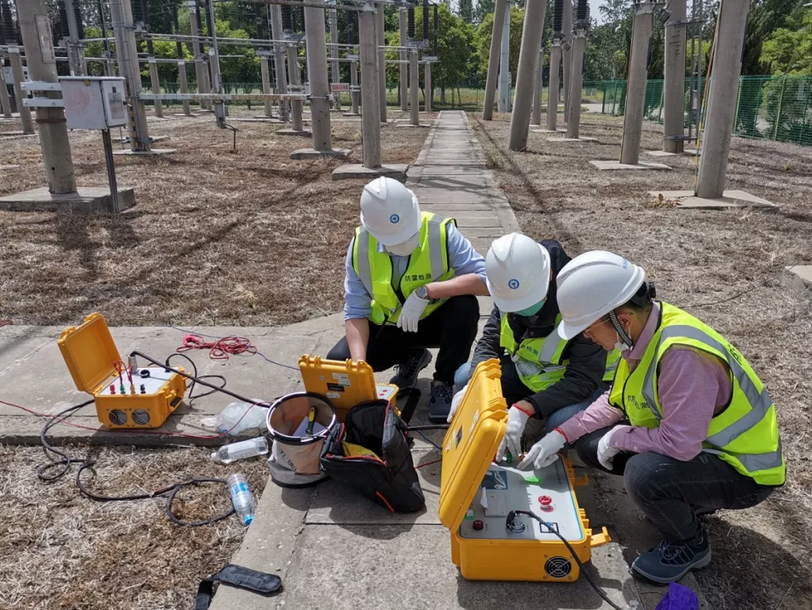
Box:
584 76 812 148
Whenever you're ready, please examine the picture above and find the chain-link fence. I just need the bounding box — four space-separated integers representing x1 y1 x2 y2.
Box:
584 76 812 148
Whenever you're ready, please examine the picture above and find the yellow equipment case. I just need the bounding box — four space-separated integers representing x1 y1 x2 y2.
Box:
298 355 398 422
58 313 187 429
439 359 610 582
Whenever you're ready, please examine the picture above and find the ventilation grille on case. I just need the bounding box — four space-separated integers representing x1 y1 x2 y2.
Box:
545 556 572 579
132 409 151 426
108 409 127 426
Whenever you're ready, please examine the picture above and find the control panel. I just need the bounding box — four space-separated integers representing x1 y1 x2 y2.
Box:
458 459 583 542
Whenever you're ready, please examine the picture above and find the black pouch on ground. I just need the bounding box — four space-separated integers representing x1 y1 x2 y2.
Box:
320 399 426 512
195 564 282 610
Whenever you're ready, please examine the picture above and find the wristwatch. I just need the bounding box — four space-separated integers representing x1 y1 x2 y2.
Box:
415 285 430 300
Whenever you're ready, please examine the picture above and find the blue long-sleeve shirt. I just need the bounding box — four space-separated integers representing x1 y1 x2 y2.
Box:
343 223 487 321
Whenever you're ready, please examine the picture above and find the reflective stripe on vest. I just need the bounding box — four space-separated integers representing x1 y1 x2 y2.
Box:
609 302 785 486
352 212 454 325
499 315 570 392
604 349 621 382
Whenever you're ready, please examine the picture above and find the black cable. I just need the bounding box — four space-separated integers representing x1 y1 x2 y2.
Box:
515 509 626 610
37 400 95 483
164 352 227 401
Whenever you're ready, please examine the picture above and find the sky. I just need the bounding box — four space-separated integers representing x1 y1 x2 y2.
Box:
589 0 607 24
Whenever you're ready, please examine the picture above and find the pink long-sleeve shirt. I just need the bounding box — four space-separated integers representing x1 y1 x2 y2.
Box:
557 303 732 461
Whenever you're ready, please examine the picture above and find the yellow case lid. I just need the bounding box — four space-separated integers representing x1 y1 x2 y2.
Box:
57 312 122 394
438 359 508 532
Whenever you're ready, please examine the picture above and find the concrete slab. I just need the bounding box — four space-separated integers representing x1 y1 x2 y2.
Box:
787 265 812 288
277 128 313 137
547 136 599 142
342 112 361 117
646 189 777 209
0 187 135 213
397 123 432 128
113 148 176 156
208 482 314 610
120 135 171 144
409 189 495 205
332 164 409 182
0 130 27 137
417 176 491 189
277 524 636 610
0 164 20 170
290 148 351 160
645 149 701 157
590 160 672 171
419 166 492 176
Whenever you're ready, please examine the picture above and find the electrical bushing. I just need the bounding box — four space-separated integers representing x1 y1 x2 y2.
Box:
132 0 144 24
423 0 429 42
408 8 414 40
575 0 590 30
74 3 86 40
433 4 438 55
281 5 293 34
54 0 69 41
0 0 13 45
553 0 563 35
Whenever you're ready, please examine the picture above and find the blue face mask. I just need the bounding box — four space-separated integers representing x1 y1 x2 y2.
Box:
515 299 546 317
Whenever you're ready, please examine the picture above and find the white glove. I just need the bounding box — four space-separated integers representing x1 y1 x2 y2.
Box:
495 405 531 463
447 383 468 423
597 428 623 470
518 429 566 471
397 291 429 333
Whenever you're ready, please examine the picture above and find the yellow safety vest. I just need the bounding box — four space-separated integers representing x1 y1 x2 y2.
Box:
352 212 455 326
499 314 620 393
609 302 785 486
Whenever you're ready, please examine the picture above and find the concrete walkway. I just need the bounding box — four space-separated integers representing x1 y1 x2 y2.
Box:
0 111 705 610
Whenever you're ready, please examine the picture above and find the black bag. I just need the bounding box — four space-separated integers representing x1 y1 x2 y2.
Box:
320 399 425 513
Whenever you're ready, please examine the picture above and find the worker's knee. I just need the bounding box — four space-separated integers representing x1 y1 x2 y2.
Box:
326 339 351 362
623 453 670 504
447 295 480 325
453 362 473 390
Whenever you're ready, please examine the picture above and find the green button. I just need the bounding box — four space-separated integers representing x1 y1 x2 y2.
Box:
526 476 540 484
465 509 475 520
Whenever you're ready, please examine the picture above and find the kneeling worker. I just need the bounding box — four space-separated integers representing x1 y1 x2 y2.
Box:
449 233 617 464
327 177 489 422
525 250 785 583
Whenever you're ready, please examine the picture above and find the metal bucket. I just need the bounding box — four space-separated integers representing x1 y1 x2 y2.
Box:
266 392 336 486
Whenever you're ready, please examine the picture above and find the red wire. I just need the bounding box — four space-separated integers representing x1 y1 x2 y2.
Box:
416 458 442 469
0 398 270 440
176 334 257 361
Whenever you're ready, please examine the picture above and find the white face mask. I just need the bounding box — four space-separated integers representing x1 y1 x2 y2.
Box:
614 324 633 353
385 232 420 256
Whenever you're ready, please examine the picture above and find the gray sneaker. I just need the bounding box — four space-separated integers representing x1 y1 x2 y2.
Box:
632 531 712 584
389 349 432 390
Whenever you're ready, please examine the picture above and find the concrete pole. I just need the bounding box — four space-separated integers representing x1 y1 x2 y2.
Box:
697 0 750 198
532 49 543 126
207 0 222 95
483 0 508 120
399 9 408 111
566 29 585 138
376 4 387 122
410 48 419 125
508 0 548 151
663 0 687 153
148 58 164 118
359 4 381 168
63 0 83 76
111 0 152 152
562 0 572 122
8 48 34 134
270 5 289 121
260 56 273 117
546 40 561 130
350 58 360 114
189 1 210 110
287 45 304 131
304 0 333 151
0 60 12 118
17 0 76 193
619 2 654 165
178 60 192 115
329 7 341 111
425 62 432 113
498 8 510 113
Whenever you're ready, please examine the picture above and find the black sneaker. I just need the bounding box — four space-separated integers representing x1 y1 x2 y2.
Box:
389 349 432 390
428 380 453 423
632 531 712 584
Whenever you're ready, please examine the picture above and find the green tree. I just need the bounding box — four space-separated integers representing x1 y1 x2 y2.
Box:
759 6 812 75
474 0 495 24
459 0 474 24
474 6 525 80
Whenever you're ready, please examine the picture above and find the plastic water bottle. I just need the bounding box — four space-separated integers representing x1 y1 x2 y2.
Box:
200 401 269 435
227 473 255 526
212 437 270 464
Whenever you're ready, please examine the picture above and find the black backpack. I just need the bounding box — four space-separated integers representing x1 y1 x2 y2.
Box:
320 399 425 513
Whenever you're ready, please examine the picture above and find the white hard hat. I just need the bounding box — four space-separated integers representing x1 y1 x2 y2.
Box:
486 233 552 313
556 251 646 340
359 177 421 246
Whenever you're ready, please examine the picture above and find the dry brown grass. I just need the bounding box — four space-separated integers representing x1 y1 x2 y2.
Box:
0 443 269 610
473 111 812 610
0 109 429 327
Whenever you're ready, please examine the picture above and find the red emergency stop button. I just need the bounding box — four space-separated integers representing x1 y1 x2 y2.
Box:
473 520 484 531
538 495 554 512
